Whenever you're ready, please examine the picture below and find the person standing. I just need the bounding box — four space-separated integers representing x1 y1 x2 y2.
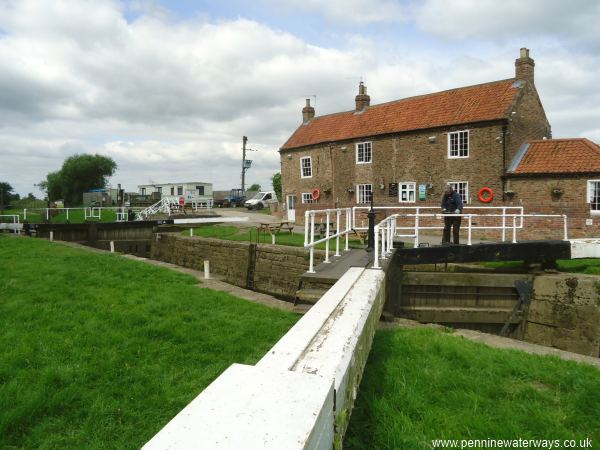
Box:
441 185 463 244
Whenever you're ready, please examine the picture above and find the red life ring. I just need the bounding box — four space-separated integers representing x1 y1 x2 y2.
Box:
179 196 185 206
311 188 320 201
478 187 494 203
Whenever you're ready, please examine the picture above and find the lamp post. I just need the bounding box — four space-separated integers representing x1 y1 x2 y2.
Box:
366 193 375 252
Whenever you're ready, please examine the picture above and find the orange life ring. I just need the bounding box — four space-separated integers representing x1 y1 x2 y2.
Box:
311 188 320 201
478 187 494 203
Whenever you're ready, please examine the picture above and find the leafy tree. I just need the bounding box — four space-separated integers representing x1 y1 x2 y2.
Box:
248 183 261 191
39 154 117 205
0 182 15 209
271 172 281 200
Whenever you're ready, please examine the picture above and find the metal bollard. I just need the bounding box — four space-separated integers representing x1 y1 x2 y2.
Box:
190 228 193 237
271 234 275 245
204 260 210 279
110 241 115 253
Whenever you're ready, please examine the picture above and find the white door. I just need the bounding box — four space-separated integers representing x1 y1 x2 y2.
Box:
287 195 297 222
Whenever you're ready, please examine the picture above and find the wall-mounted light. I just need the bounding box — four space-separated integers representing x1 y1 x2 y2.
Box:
287 154 292 159
341 146 347 152
428 136 436 144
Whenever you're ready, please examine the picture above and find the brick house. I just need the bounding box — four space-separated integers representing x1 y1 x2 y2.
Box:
278 48 600 238
505 139 600 238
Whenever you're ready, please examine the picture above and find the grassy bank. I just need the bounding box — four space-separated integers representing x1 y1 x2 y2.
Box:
186 224 365 249
345 327 600 449
0 235 298 449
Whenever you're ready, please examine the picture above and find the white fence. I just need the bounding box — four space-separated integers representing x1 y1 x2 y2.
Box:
373 212 569 269
303 208 352 273
0 214 20 233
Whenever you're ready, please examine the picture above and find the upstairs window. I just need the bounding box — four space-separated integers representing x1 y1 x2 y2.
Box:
300 156 312 178
399 182 416 203
357 184 373 204
140 187 146 195
302 192 315 204
448 130 469 158
177 186 183 195
156 186 162 194
448 181 469 204
356 142 372 164
196 185 205 195
170 187 175 195
588 180 600 213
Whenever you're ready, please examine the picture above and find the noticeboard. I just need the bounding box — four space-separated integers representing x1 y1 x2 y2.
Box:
418 184 427 201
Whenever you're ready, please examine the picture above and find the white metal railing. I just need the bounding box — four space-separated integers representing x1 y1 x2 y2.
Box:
0 214 20 234
191 198 214 210
304 208 352 273
373 212 569 269
135 197 179 221
21 206 143 222
353 206 525 239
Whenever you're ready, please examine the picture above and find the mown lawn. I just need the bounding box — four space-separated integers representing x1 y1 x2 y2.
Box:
186 224 365 249
345 327 600 450
0 235 299 449
482 259 600 274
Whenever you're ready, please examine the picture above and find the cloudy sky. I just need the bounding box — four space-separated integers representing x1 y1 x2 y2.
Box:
1 0 599 197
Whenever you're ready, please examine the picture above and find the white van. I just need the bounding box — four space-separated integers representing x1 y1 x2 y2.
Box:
244 191 278 210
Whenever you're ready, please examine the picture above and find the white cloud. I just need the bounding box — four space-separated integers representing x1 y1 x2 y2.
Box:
0 0 598 197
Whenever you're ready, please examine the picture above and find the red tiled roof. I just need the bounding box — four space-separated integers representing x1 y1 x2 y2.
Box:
281 79 521 150
511 139 600 174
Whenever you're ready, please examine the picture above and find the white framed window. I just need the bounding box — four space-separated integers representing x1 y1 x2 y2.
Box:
399 182 416 203
356 184 373 204
356 142 372 164
141 187 146 195
448 181 469 204
302 192 315 204
300 156 312 178
177 186 183 195
448 130 469 158
587 180 600 214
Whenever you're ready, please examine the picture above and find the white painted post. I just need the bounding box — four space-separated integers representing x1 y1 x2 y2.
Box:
50 231 53 241
563 215 568 240
512 216 517 243
325 211 330 263
345 209 349 251
335 209 340 257
204 260 210 279
190 228 193 237
304 211 309 246
414 214 420 248
380 222 386 259
271 234 276 245
308 212 315 273
66 209 69 221
23 208 27 220
501 207 506 242
46 208 49 221
374 225 380 269
467 215 472 245
110 241 115 253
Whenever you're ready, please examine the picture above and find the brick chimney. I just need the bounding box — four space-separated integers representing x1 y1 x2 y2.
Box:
515 47 535 83
355 81 370 111
302 98 315 123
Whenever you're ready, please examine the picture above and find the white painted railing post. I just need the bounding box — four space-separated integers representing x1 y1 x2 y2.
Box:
110 241 115 253
373 225 380 269
380 222 386 259
335 209 341 257
512 216 517 243
501 207 507 242
23 208 27 220
190 228 193 237
563 215 568 240
414 214 420 248
325 211 330 263
304 211 309 246
467 214 472 245
271 234 276 245
46 208 49 221
50 231 54 241
308 212 315 273
345 209 349 251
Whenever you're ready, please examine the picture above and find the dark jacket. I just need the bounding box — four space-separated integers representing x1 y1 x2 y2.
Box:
441 191 464 213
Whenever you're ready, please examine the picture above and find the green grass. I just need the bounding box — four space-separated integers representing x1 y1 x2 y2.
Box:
186 224 365 249
0 235 298 449
345 327 600 450
482 259 600 274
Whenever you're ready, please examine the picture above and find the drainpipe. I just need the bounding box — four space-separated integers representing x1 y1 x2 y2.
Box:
329 144 335 208
501 124 507 201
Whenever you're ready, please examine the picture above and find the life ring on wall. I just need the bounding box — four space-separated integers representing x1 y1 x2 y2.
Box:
311 188 321 201
478 187 494 203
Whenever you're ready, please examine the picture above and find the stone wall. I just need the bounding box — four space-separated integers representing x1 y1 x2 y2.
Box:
151 234 324 299
525 273 600 357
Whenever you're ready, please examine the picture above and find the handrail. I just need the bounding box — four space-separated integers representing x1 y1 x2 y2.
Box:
304 208 352 273
373 212 569 269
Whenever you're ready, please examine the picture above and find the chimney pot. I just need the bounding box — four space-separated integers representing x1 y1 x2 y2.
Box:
515 47 535 83
302 98 315 123
355 82 371 111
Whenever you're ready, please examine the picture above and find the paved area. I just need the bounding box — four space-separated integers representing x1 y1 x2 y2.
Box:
303 249 373 283
381 318 600 369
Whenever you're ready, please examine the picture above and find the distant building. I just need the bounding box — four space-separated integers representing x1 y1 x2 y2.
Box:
137 182 213 204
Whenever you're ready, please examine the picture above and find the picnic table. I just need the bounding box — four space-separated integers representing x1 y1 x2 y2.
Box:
258 221 294 236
